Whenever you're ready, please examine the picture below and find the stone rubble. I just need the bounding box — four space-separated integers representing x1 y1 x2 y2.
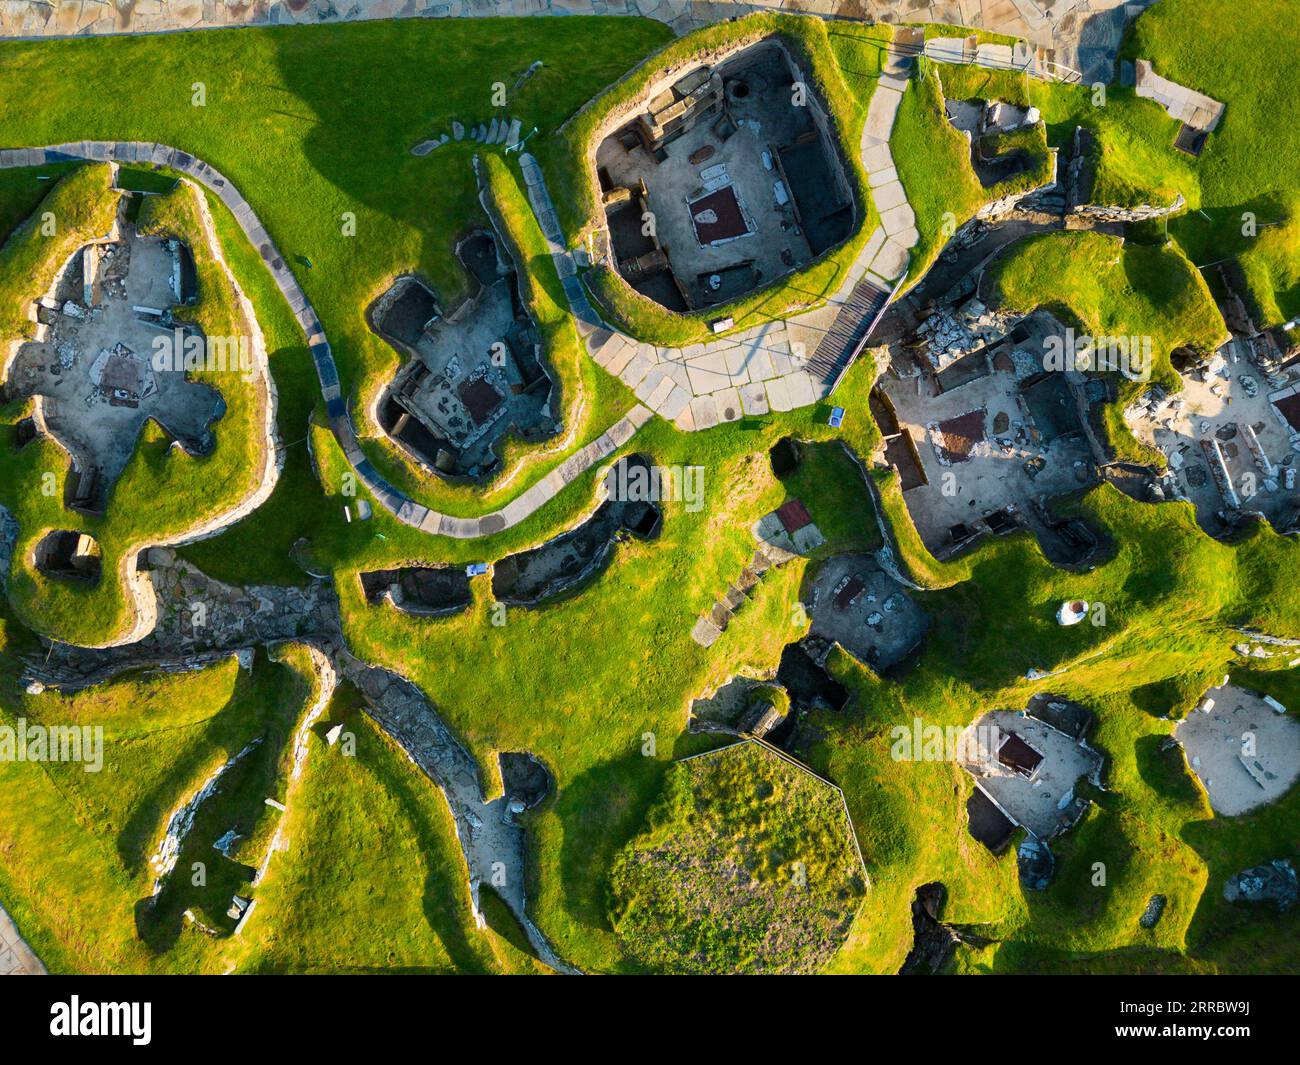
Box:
1224 859 1297 912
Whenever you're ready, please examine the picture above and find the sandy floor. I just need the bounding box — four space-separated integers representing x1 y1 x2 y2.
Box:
1176 683 1300 816
959 709 1103 839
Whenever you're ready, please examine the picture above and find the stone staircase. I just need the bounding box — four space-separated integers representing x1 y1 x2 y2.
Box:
805 275 893 391
689 546 786 648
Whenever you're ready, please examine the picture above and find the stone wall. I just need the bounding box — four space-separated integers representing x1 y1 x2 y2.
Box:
1072 193 1186 223
0 503 16 593
975 149 1060 221
24 548 339 690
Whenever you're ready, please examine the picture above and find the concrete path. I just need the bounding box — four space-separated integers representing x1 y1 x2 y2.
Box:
0 15 1078 532
0 0 1149 84
0 903 46 975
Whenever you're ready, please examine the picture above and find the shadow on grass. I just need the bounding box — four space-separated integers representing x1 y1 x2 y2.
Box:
556 747 670 943
135 656 307 954
1177 783 1300 973
1133 732 1204 807
116 662 266 876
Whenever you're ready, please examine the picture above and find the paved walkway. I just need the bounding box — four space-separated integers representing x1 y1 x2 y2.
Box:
0 903 46 975
0 21 1072 534
0 0 1150 84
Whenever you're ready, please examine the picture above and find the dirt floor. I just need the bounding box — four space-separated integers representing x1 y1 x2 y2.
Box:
1176 683 1300 816
5 217 224 510
1125 338 1300 534
877 332 1096 559
804 553 928 672
374 227 556 481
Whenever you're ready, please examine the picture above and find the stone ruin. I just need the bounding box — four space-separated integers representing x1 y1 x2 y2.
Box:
3 205 225 514
373 219 558 483
594 35 857 312
1223 859 1297 913
491 454 663 607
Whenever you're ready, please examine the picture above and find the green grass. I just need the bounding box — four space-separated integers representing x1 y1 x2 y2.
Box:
987 230 1227 463
1031 79 1197 213
608 741 865 974
0 163 80 244
115 165 180 196
310 354 885 972
239 682 529 974
1128 0 1300 220
819 482 1300 973
894 62 1053 286
0 643 315 973
892 66 986 284
0 18 673 546
0 172 275 645
1234 192 1300 328
1123 0 1300 322
935 61 1031 108
0 625 524 973
0 10 1298 978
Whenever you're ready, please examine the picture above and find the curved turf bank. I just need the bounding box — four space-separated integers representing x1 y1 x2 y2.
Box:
0 166 279 646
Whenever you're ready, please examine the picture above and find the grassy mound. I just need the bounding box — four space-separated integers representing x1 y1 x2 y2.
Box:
895 62 1054 285
0 171 275 645
608 741 866 974
1130 0 1300 320
0 17 673 540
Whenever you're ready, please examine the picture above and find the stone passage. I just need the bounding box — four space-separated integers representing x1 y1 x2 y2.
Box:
690 545 782 648
335 646 576 973
359 565 473 617
492 454 663 607
25 548 340 690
